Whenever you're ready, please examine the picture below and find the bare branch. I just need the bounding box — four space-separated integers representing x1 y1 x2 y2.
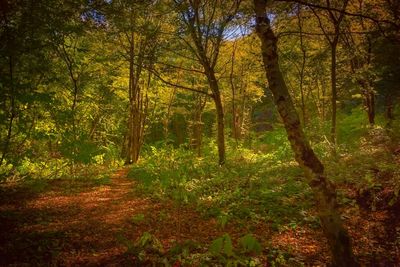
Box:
151 68 213 98
277 0 397 30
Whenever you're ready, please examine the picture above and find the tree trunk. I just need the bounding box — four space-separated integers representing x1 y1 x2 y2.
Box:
196 54 226 165
126 29 144 165
213 90 226 166
179 0 235 166
126 29 136 164
203 63 226 165
124 5 154 165
253 1 358 265
359 82 375 126
330 39 338 148
366 90 375 126
322 80 326 121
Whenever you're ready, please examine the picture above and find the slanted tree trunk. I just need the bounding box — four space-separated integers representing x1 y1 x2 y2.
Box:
199 58 225 165
253 1 358 266
193 46 226 165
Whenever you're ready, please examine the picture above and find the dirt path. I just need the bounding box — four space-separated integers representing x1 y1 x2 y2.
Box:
0 169 230 266
0 168 146 265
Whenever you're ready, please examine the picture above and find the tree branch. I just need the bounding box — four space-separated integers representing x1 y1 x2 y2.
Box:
151 69 213 98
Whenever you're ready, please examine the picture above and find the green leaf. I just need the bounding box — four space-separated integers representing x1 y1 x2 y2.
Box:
138 232 153 247
209 237 224 255
131 213 145 224
239 234 262 254
223 234 234 257
217 214 229 229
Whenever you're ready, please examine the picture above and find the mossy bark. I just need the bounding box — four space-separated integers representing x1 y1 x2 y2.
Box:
253 1 358 265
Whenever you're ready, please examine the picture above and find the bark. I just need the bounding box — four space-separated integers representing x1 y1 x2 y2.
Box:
364 37 375 126
369 92 375 125
197 53 226 166
126 27 147 164
330 38 338 146
197 46 226 165
363 89 375 125
212 83 226 165
253 1 358 266
123 3 157 164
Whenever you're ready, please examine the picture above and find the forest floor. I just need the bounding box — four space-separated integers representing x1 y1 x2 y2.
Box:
0 163 399 266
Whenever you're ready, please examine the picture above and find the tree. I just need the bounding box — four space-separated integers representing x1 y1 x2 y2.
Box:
173 0 242 165
105 0 163 164
221 38 264 141
310 0 349 149
0 0 67 165
253 0 358 265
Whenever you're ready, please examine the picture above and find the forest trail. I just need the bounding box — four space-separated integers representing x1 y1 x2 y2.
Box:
0 168 236 266
0 167 151 265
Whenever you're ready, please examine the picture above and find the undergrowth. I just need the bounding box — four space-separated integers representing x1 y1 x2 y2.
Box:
127 113 400 265
128 142 314 230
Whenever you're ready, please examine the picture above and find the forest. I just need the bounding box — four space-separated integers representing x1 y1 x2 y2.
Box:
0 0 399 266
